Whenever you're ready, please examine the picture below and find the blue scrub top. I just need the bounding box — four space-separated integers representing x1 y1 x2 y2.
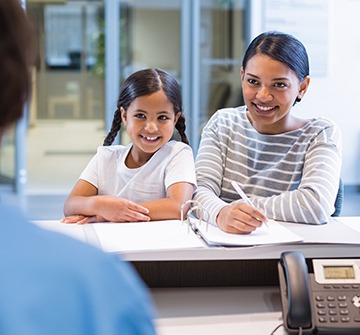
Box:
0 203 157 335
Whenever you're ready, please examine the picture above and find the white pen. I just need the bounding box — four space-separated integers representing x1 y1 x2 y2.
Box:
231 180 269 228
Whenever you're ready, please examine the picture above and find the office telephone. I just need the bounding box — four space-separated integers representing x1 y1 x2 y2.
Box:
278 251 360 334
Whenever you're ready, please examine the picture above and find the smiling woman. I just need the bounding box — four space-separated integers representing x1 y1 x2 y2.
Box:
194 31 342 234
61 68 197 224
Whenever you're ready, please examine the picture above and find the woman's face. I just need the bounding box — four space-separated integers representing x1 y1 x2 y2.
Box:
241 53 310 134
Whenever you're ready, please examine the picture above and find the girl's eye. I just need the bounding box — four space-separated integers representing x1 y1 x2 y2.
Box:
135 113 145 119
274 82 286 88
158 115 170 121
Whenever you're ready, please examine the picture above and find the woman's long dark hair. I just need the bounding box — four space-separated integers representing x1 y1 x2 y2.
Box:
103 68 189 146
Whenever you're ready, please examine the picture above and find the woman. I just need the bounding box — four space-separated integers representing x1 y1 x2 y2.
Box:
194 31 342 234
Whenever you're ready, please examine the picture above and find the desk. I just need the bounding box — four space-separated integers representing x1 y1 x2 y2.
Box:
33 217 360 334
33 217 360 287
152 286 286 335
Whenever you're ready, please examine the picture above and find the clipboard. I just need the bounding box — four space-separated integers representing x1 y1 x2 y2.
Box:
180 200 303 247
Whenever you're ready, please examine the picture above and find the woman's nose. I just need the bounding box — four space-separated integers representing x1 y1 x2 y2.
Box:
256 86 273 101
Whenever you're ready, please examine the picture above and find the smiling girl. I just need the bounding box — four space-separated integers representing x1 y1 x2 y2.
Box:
62 68 196 224
194 31 342 234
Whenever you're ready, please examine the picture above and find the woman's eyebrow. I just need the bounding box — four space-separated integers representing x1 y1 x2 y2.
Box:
246 72 290 82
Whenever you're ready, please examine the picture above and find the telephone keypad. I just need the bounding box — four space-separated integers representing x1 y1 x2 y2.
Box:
313 286 360 327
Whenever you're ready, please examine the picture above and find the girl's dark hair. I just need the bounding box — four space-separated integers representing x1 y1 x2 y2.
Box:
0 0 35 128
242 31 309 103
103 68 189 146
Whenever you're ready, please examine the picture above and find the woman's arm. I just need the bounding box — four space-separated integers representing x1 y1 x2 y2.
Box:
251 141 342 224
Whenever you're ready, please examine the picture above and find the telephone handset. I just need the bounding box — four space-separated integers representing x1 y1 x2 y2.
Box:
278 251 360 335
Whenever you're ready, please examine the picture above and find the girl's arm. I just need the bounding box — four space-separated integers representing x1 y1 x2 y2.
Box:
139 182 195 221
62 179 150 223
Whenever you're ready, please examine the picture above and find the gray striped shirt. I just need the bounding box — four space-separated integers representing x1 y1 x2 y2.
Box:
194 106 342 225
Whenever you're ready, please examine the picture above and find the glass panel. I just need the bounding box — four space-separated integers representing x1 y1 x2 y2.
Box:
9 0 247 195
118 0 181 144
199 0 246 131
119 1 181 81
22 0 183 194
116 0 180 144
26 1 106 193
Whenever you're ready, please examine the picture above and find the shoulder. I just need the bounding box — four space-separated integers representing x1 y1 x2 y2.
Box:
209 106 247 122
206 106 248 129
309 117 338 129
303 117 342 145
306 117 341 136
202 106 249 138
95 144 130 159
163 140 194 156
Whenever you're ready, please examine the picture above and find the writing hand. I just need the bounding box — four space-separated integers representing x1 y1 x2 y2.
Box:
216 202 267 234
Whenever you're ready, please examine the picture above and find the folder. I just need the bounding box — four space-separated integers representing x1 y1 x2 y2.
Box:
191 217 303 247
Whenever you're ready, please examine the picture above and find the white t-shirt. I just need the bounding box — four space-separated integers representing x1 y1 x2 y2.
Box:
80 140 196 203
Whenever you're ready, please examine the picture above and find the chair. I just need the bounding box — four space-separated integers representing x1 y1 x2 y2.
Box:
331 179 344 217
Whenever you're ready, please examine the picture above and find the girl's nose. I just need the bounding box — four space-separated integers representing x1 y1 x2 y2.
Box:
256 86 273 101
145 120 158 132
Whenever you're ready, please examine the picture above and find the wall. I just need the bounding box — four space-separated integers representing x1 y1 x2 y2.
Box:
252 0 360 186
296 0 360 185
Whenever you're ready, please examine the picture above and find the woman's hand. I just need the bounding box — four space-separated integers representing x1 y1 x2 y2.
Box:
216 202 267 234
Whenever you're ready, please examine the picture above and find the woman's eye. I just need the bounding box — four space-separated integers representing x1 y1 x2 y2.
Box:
274 82 286 88
247 78 258 85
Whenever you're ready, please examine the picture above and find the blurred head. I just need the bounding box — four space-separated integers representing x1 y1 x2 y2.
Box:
0 0 35 131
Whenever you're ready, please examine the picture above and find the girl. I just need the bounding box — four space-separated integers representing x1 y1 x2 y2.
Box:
194 31 342 234
62 68 196 224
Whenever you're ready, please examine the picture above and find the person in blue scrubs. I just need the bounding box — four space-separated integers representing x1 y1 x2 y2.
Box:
0 1 157 334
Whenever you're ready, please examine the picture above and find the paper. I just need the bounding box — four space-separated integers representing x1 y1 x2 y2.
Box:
92 220 205 253
193 219 303 247
332 217 360 234
280 217 360 244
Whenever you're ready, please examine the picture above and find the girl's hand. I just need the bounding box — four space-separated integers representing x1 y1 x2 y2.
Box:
60 215 87 224
216 202 266 234
94 196 150 223
60 215 106 224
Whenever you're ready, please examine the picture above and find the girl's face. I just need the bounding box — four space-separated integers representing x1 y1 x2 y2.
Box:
121 89 180 166
241 53 310 134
